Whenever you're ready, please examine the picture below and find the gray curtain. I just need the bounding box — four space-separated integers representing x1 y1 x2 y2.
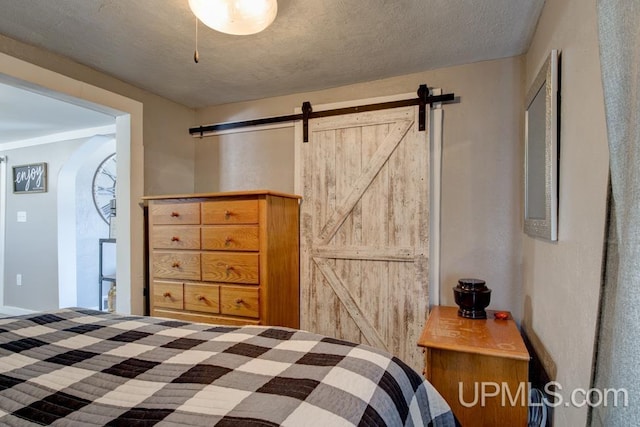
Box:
591 1 640 425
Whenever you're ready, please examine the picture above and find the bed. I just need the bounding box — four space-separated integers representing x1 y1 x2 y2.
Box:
0 308 456 426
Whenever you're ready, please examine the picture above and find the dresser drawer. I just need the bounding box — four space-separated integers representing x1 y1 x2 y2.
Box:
184 283 220 313
201 225 259 251
151 202 200 225
202 199 258 224
153 251 201 280
202 253 259 284
153 281 183 309
220 285 259 318
152 226 201 250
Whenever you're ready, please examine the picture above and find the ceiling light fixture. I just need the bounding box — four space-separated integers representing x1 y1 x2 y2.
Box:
188 0 278 35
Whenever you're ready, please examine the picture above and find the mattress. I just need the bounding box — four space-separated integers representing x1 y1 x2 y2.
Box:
0 308 456 426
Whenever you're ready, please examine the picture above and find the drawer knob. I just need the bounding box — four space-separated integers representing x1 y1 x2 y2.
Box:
224 237 233 246
163 292 171 298
197 295 206 301
170 211 180 217
235 298 244 305
224 210 232 220
171 236 181 242
225 265 234 272
171 261 181 268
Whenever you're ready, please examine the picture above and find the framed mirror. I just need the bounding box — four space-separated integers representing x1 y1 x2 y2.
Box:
524 49 560 241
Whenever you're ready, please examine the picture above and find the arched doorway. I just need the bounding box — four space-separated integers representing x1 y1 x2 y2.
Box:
58 135 116 308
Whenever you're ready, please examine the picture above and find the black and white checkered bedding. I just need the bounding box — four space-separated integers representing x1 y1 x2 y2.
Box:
0 308 455 426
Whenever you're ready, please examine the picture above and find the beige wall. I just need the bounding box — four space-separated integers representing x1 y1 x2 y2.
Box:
0 50 145 314
195 57 525 319
1 18 611 424
0 32 527 321
523 0 609 425
0 35 196 315
0 34 196 196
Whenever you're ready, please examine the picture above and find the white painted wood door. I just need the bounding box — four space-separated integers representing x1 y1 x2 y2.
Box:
298 105 429 372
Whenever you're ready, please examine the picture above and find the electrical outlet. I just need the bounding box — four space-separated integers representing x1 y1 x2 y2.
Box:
16 274 22 286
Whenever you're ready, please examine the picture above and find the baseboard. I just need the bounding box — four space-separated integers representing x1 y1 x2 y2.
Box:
0 305 37 316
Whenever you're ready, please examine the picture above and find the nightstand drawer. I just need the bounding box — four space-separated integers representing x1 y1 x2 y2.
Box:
201 225 259 251
153 281 183 310
151 202 200 225
153 251 201 280
201 199 258 224
201 253 259 284
184 283 220 313
152 226 201 249
220 285 259 318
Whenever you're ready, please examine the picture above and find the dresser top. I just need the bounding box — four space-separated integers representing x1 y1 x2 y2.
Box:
418 306 530 361
142 189 302 201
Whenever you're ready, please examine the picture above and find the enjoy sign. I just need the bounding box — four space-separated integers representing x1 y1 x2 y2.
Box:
13 163 47 193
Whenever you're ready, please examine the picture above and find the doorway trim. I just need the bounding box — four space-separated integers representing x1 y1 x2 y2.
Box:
0 155 5 307
0 51 144 315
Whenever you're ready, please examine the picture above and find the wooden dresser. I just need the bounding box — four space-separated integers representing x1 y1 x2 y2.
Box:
418 306 530 427
144 190 300 328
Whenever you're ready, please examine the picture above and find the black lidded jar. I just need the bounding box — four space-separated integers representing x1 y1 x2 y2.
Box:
453 278 491 319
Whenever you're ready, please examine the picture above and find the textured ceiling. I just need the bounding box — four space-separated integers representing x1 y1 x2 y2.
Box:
0 0 545 108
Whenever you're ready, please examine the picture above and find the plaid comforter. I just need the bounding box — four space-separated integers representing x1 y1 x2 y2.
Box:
0 308 455 426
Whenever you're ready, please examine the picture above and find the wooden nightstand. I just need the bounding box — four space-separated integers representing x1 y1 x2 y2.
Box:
418 306 530 427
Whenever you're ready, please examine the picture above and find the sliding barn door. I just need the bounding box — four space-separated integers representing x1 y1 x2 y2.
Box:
298 105 429 372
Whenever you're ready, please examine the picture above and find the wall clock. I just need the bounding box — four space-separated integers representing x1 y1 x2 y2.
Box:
92 153 117 224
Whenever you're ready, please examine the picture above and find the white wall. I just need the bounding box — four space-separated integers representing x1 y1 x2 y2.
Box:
0 134 116 312
522 0 609 425
1 138 84 310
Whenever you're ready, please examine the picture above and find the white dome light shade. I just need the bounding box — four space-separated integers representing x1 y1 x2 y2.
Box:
188 0 278 35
